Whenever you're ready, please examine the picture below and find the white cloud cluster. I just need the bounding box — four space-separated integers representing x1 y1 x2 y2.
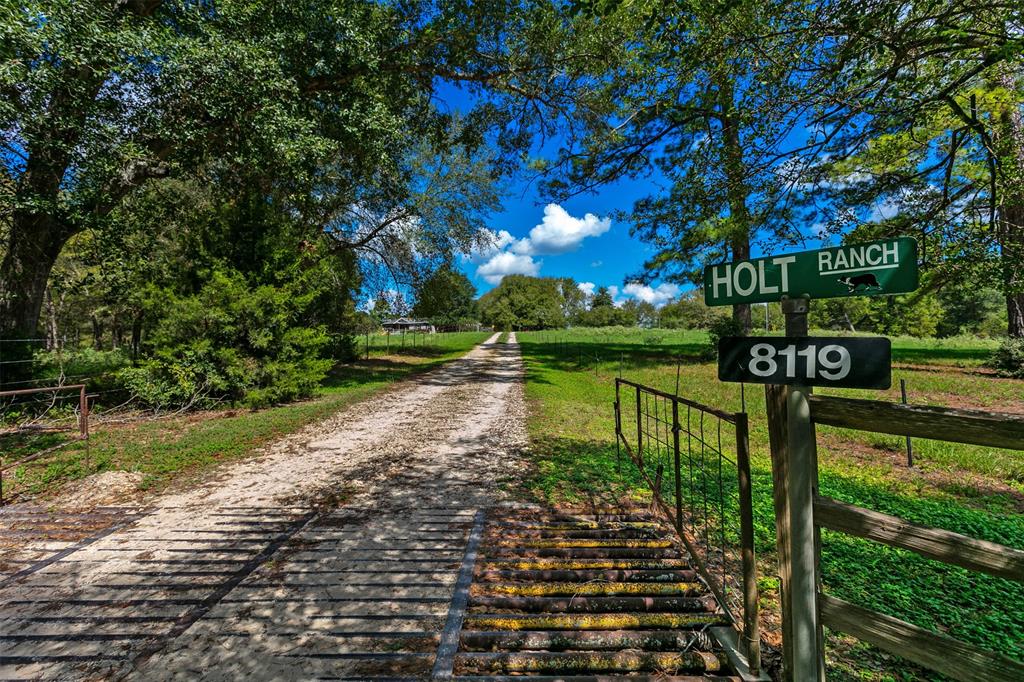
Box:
467 229 516 264
471 204 611 285
577 281 596 297
477 252 541 285
510 204 611 256
622 282 681 308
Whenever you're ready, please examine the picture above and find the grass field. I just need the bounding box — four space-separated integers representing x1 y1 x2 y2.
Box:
1 331 492 503
516 327 1023 681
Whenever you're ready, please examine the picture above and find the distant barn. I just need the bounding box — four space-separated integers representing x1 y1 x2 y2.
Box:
381 317 435 333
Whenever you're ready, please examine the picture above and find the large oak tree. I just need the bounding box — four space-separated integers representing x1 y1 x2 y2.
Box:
0 0 597 342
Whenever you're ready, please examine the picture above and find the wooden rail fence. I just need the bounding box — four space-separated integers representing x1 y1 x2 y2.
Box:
0 384 90 504
771 391 1024 681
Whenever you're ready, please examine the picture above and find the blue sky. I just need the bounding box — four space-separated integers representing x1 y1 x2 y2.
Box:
435 82 853 308
456 175 686 304
438 83 689 307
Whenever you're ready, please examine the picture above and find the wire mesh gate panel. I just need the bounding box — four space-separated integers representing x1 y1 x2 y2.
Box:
614 377 761 675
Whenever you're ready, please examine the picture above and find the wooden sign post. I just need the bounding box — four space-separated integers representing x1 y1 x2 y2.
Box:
708 239 918 682
762 297 825 682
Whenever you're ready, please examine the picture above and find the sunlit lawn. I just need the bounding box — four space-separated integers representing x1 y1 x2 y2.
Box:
516 327 1023 680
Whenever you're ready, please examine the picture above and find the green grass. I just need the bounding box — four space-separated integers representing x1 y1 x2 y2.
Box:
515 327 1023 680
356 329 492 357
1 332 492 502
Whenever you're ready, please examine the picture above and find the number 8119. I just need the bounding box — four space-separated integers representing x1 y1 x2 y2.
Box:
748 343 851 381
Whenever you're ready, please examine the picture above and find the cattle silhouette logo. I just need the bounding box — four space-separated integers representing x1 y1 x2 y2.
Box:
837 273 882 292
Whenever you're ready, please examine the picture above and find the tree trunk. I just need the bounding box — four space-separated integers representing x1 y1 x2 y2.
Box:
91 315 104 351
44 287 60 351
131 311 144 364
0 215 66 343
998 174 1024 338
995 71 1024 338
717 74 753 335
111 314 122 350
1004 204 1024 337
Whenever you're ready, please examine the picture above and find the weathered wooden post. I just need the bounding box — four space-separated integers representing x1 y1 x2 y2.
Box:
779 298 824 682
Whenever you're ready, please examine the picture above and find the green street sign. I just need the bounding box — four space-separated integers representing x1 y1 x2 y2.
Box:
703 237 918 306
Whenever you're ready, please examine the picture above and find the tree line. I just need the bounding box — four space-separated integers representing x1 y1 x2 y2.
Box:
476 274 1009 340
2 1 1021 403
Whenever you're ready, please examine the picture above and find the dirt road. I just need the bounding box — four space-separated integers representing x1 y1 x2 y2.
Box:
0 333 527 680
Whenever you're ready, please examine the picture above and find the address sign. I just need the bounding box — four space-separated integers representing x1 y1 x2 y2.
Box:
703 237 918 306
718 336 892 389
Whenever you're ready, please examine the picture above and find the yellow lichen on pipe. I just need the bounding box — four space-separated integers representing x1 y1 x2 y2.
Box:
492 539 673 549
463 612 725 631
494 521 661 530
480 559 690 570
471 581 703 597
458 650 724 673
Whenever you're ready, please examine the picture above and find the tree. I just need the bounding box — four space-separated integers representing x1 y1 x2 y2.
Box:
559 279 589 326
413 268 478 327
0 0 596 342
577 285 635 327
793 1 1024 336
478 275 566 330
622 300 658 327
591 287 615 308
542 0 812 333
658 291 728 330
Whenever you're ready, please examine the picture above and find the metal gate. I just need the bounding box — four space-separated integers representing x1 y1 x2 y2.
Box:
613 377 762 675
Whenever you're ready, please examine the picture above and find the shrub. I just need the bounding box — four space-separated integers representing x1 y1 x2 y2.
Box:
705 316 746 359
988 337 1024 378
123 269 333 410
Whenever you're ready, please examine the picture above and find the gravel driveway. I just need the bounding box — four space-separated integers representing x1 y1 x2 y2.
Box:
0 333 527 680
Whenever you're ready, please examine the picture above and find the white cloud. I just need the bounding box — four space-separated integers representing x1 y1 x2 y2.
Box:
467 228 516 264
622 282 680 308
473 204 611 284
512 204 611 256
477 252 541 285
590 260 603 268
577 281 596 297
608 285 621 307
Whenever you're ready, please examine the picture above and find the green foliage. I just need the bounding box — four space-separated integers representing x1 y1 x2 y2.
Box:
479 275 569 330
576 286 636 327
937 285 1008 338
576 305 635 328
122 269 333 409
658 291 728 330
591 286 614 308
988 338 1024 379
705 316 745 359
412 268 479 327
862 294 945 338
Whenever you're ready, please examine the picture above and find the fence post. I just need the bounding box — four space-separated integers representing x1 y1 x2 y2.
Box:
767 297 824 682
672 400 683 533
635 385 643 468
614 380 622 473
79 386 89 438
735 412 761 676
901 378 914 467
